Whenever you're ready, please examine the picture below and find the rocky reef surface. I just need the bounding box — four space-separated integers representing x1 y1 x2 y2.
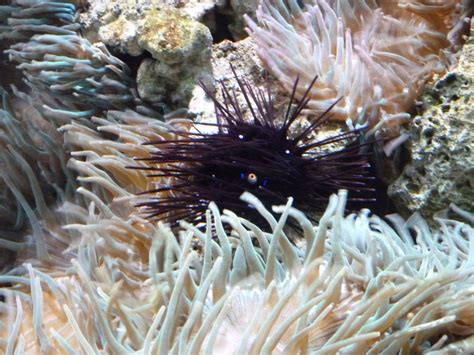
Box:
80 2 213 108
77 0 259 108
389 28 474 217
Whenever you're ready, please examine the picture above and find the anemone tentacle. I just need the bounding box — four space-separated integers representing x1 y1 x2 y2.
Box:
245 0 473 137
1 186 472 353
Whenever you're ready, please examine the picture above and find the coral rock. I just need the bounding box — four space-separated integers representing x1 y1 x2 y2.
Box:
138 8 212 64
388 38 474 217
136 8 213 106
79 2 213 107
219 0 259 40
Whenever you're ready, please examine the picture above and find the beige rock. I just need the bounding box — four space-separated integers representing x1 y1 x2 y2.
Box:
388 38 474 217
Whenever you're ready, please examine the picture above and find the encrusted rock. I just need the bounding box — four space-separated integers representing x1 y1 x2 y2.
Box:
211 37 263 83
218 0 258 40
137 8 211 63
135 8 213 106
137 56 212 107
98 14 142 56
79 1 218 40
78 3 213 108
388 40 474 217
76 0 264 107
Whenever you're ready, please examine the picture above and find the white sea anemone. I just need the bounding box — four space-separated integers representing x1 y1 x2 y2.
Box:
245 0 472 136
0 82 473 353
1 173 473 353
1 1 474 353
0 63 473 354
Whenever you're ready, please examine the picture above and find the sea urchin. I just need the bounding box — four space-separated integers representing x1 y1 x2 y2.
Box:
136 70 375 226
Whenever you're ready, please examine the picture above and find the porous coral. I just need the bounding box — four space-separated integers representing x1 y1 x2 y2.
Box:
389 23 474 218
245 0 473 138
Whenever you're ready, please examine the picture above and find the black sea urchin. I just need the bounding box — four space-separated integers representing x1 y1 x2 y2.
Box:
136 71 375 226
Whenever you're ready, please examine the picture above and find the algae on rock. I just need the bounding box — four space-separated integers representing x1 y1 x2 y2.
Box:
80 3 213 108
136 8 213 106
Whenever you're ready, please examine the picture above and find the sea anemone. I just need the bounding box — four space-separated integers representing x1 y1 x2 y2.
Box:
2 77 472 350
0 86 78 264
1 185 473 353
136 70 375 226
0 0 144 266
1 1 473 353
1 1 137 124
1 54 473 353
245 0 473 136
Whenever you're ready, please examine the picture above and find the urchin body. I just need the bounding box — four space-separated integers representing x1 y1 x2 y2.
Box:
138 73 375 225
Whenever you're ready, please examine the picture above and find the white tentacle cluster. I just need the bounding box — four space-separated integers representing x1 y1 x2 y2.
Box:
245 0 472 136
1 177 473 352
